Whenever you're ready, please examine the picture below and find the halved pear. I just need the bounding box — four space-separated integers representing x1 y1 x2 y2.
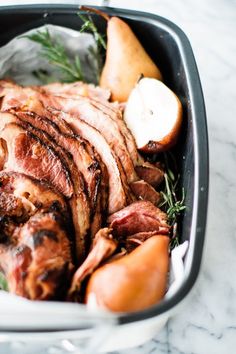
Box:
124 78 183 153
85 235 169 312
100 17 163 102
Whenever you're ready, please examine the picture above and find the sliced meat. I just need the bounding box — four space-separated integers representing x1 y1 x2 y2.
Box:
0 120 73 197
135 162 164 188
10 109 107 240
69 227 117 300
42 81 166 188
130 180 161 206
1 81 163 208
43 82 111 102
38 89 138 184
0 171 69 221
108 201 170 239
0 192 27 221
0 210 73 300
0 115 90 262
48 108 134 214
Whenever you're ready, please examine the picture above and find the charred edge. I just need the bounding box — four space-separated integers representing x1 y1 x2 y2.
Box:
143 140 166 154
17 115 75 168
47 200 65 214
11 121 73 198
0 216 17 244
0 171 66 204
91 171 102 210
32 229 59 248
116 155 134 205
14 244 28 256
88 161 100 172
38 261 72 300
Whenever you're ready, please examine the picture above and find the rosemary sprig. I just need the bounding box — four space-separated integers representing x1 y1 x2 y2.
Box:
32 69 56 85
0 272 8 292
24 29 84 82
78 13 106 82
159 153 186 248
78 14 107 51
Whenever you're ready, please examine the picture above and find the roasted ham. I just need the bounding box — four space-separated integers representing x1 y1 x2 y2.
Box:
0 171 73 299
0 114 90 261
0 210 73 300
0 79 171 303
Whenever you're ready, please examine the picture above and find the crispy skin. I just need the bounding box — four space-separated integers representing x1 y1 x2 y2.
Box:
0 211 73 300
108 201 170 239
0 170 73 300
0 171 69 218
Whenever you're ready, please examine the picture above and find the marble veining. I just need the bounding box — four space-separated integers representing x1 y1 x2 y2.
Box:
0 0 235 353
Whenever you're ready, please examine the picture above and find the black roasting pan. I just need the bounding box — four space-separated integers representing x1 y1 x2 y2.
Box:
0 4 208 328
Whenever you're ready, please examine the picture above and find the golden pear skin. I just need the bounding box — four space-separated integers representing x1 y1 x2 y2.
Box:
85 235 169 312
100 17 163 102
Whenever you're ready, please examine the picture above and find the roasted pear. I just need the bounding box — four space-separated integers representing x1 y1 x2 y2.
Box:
99 16 163 102
124 78 183 153
85 235 169 312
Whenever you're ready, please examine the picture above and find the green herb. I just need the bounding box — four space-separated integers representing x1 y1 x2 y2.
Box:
24 29 84 82
0 272 8 292
159 152 186 248
78 13 106 82
79 14 106 51
32 69 56 84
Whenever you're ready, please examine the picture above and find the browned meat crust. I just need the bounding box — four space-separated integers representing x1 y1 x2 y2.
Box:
0 171 69 219
10 109 108 242
0 114 90 262
0 211 73 300
48 108 134 214
43 82 164 188
0 120 73 197
130 180 161 206
37 87 138 184
108 201 170 239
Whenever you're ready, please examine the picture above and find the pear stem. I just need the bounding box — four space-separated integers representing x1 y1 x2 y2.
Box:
79 6 110 21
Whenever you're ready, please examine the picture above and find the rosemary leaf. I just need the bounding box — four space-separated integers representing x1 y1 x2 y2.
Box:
78 13 106 80
78 14 106 50
24 29 84 83
158 152 186 249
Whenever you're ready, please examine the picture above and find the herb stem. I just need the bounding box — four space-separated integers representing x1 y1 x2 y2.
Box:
24 29 84 83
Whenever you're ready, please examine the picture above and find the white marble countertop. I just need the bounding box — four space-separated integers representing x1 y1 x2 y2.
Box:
0 0 235 353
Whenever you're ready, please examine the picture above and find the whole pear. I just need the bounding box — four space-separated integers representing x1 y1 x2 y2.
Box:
85 235 169 312
100 17 163 102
